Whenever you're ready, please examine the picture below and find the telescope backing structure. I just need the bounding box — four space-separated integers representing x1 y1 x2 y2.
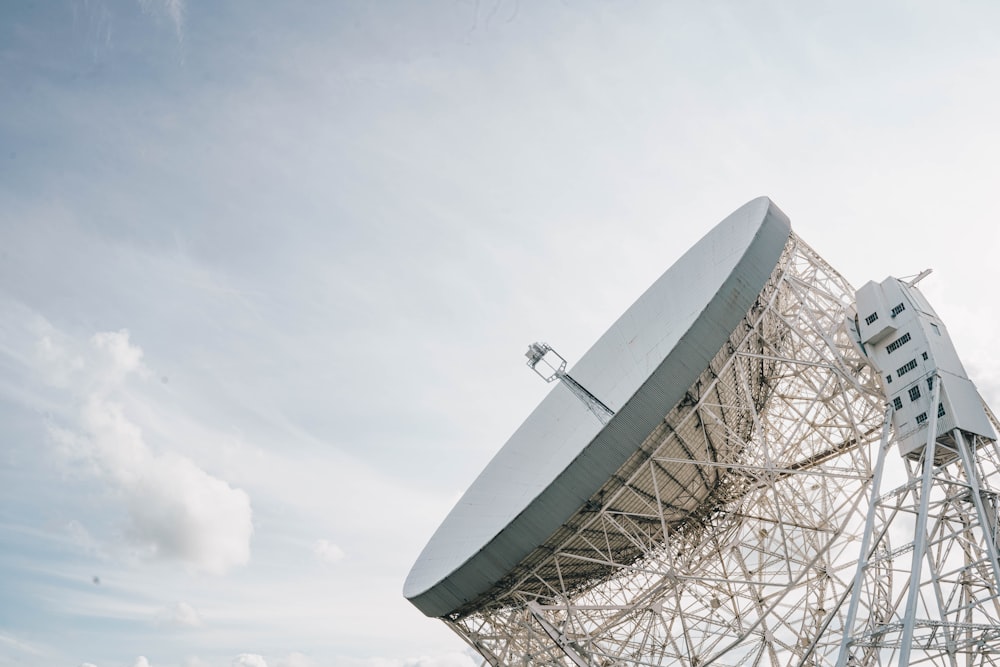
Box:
404 198 1000 667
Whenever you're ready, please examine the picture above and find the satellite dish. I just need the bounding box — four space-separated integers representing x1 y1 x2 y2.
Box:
404 197 1000 667
405 197 791 618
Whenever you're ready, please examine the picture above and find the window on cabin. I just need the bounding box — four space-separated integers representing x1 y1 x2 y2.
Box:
897 359 918 377
886 332 911 354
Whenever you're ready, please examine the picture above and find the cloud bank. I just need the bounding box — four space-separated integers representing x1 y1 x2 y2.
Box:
41 329 253 574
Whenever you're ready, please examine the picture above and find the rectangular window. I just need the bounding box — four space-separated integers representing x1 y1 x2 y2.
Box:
922 351 929 361
865 312 879 326
916 412 928 424
885 332 912 354
909 385 922 401
927 377 934 390
897 359 918 377
938 403 946 418
886 375 893 384
893 397 903 410
891 303 906 317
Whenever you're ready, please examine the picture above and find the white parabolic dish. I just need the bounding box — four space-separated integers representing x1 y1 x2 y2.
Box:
404 197 792 618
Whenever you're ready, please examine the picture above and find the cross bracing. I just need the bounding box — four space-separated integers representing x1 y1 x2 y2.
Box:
442 233 1000 667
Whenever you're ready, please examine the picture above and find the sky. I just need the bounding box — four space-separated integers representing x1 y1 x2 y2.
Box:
3 1 1000 666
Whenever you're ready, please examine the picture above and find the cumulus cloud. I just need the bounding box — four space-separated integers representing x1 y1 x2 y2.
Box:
133 658 151 667
156 601 203 628
183 658 213 667
232 655 268 667
35 329 146 393
122 448 252 572
90 330 146 387
40 330 253 574
275 654 316 667
313 539 345 564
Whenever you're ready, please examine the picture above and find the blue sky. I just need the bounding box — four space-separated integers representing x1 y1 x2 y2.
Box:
3 2 1000 666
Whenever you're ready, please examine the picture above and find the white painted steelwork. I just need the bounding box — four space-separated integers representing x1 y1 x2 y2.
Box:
405 197 791 618
404 198 1000 667
836 278 1000 667
853 276 995 459
442 229 889 666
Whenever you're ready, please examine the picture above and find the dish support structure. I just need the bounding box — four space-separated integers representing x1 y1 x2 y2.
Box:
440 233 1000 667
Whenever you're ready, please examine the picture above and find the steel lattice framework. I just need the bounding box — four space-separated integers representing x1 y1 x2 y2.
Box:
838 407 1000 667
443 233 1000 667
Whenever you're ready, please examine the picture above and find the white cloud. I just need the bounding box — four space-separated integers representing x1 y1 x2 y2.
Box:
156 601 203 628
35 329 146 394
183 659 213 667
313 539 345 564
275 654 316 667
133 657 151 667
183 659 214 667
40 329 253 574
232 654 267 667
123 448 252 573
89 330 146 388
